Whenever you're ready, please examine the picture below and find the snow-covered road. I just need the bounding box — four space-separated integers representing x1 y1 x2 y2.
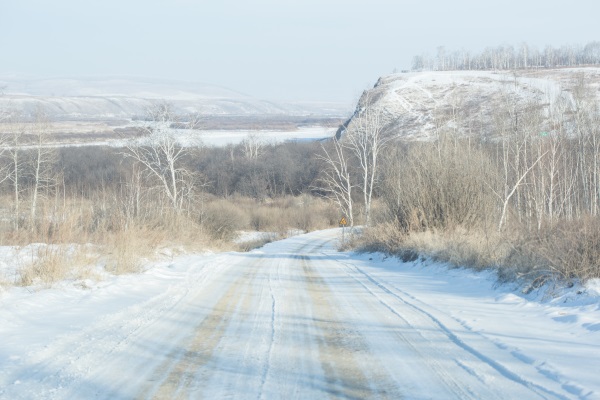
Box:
1 229 599 399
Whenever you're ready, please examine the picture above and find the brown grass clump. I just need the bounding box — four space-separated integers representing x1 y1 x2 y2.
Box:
359 216 600 287
201 201 249 241
358 224 511 269
18 245 99 287
511 217 600 283
103 227 155 275
203 194 338 236
18 246 69 286
355 223 406 254
234 234 277 252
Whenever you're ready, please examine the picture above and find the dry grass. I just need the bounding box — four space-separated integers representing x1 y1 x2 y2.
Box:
202 201 250 241
103 227 156 275
18 245 99 287
204 194 338 235
364 134 600 286
234 234 277 252
510 217 600 283
0 192 339 286
359 217 600 287
358 224 511 268
404 228 510 271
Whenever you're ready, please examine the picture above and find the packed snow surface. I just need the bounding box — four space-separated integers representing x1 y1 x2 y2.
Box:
0 229 599 399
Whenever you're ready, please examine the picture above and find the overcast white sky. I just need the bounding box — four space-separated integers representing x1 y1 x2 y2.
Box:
0 0 598 103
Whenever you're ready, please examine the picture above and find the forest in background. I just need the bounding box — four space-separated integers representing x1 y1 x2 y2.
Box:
411 41 600 71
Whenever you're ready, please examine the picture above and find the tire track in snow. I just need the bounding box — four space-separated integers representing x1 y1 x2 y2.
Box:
333 258 570 400
251 240 327 398
325 261 488 399
300 254 399 399
138 260 262 399
256 260 277 400
4 255 228 400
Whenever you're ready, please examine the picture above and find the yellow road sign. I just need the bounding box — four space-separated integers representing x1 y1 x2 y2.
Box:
339 217 348 226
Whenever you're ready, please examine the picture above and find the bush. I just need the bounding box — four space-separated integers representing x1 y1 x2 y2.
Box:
104 227 162 274
202 201 249 241
380 137 498 233
514 217 600 282
19 245 97 286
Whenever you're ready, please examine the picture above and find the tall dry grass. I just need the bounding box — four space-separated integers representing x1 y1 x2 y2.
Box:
202 194 338 237
362 205 600 286
0 190 339 287
362 134 600 286
507 217 600 283
18 245 99 287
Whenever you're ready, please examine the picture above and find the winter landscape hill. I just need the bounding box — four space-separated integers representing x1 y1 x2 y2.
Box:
0 76 349 119
0 76 348 146
340 67 600 140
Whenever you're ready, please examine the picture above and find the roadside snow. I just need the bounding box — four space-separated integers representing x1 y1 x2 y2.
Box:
234 229 304 244
0 229 598 399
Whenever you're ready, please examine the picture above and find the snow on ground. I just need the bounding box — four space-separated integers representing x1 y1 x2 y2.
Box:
9 125 336 150
234 229 305 244
0 76 351 118
0 229 598 399
186 126 335 147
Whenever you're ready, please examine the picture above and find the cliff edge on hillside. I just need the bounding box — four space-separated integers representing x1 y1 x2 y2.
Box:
340 68 600 141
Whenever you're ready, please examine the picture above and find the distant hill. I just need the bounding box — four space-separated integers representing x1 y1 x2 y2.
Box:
0 76 350 119
340 67 600 141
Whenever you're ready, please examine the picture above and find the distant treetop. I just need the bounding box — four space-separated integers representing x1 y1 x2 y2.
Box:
411 41 600 71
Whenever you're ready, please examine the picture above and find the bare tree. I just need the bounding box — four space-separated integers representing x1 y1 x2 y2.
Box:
0 109 11 184
413 41 600 72
343 95 392 226
125 102 198 212
3 112 26 230
242 132 265 160
28 108 59 227
317 139 355 226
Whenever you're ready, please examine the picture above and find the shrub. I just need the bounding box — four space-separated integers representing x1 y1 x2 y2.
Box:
18 245 97 286
103 227 160 275
202 201 249 241
515 217 600 282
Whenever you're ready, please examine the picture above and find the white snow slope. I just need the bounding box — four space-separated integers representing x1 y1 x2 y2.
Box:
0 229 599 399
345 68 600 141
0 76 350 118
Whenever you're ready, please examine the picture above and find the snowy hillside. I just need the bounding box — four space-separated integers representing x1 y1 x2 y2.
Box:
0 76 349 118
341 67 600 140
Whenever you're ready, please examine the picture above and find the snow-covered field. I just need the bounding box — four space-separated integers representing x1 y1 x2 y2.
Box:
183 126 335 147
0 229 598 399
0 125 336 149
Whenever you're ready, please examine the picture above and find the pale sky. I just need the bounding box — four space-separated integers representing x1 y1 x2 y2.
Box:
0 0 598 103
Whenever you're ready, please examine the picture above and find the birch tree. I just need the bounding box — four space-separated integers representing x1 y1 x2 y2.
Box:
28 108 59 227
317 139 355 226
343 96 392 226
0 110 11 185
125 102 197 212
4 112 26 230
242 132 264 160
